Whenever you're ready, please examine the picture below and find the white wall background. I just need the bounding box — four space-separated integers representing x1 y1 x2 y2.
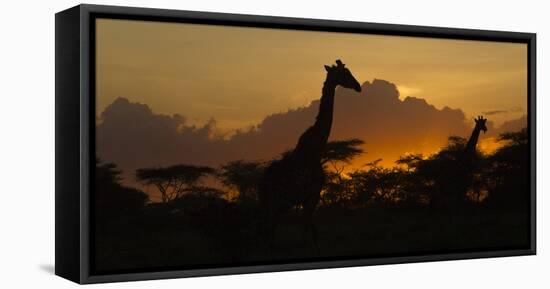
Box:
0 0 547 287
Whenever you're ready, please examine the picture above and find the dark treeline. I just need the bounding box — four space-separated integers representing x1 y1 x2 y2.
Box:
94 128 529 272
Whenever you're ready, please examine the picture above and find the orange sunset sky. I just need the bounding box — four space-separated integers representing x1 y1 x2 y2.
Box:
95 18 528 196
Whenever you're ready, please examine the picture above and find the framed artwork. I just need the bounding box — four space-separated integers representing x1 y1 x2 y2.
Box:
55 4 536 284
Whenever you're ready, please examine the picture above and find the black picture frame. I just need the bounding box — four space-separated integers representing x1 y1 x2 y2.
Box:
55 4 536 284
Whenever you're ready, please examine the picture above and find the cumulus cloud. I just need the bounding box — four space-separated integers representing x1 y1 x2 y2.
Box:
97 79 526 188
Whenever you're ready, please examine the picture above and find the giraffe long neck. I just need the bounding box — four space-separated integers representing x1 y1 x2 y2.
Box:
313 79 336 145
292 77 337 159
465 126 481 154
314 79 337 141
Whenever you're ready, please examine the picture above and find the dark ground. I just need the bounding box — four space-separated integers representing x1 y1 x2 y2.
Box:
94 204 529 272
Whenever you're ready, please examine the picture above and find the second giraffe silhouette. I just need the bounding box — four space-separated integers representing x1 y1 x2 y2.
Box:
258 60 361 255
432 116 488 218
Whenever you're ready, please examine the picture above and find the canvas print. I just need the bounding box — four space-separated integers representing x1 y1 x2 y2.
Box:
93 18 530 273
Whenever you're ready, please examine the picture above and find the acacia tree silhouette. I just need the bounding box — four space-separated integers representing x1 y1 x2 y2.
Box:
136 164 215 203
319 138 365 207
258 60 362 255
219 160 267 203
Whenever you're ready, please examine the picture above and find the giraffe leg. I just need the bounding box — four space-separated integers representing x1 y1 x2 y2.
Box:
301 211 320 256
266 221 277 258
265 228 274 258
307 220 320 255
257 210 276 259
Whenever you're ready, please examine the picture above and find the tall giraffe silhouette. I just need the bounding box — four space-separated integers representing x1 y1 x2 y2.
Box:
258 60 361 254
447 116 488 217
458 115 488 199
457 115 488 205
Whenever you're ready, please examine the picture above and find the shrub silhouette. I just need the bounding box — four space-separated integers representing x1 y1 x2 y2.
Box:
95 158 148 223
485 128 529 210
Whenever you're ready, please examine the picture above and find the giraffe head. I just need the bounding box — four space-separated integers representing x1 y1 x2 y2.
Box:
324 60 361 92
474 115 488 133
